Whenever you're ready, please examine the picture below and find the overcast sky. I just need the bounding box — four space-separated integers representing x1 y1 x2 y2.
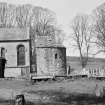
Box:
0 0 105 57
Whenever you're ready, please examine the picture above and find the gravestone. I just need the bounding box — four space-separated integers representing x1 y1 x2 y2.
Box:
15 94 25 105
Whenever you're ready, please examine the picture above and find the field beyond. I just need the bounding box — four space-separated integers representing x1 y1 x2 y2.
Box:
0 78 104 104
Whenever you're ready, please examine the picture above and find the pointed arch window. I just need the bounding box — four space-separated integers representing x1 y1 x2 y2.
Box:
17 45 25 66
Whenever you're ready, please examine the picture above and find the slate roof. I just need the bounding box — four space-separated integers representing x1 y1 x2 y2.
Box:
0 28 29 41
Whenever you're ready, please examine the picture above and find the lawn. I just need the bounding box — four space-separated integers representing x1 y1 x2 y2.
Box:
0 78 105 104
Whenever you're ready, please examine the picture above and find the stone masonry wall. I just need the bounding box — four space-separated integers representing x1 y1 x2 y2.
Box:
0 42 30 77
36 47 66 76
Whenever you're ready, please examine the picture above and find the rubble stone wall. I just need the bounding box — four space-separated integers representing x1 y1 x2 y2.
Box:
36 47 66 76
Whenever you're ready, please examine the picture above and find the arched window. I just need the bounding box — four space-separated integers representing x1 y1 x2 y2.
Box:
1 47 5 58
17 45 25 66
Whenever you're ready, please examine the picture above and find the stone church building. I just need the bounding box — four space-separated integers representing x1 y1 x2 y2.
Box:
0 28 30 77
0 28 66 78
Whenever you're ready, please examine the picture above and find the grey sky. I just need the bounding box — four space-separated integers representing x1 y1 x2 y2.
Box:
0 0 105 57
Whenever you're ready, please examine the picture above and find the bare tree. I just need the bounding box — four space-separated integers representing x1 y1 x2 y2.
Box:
71 14 93 69
14 4 33 28
94 6 105 54
0 2 8 27
31 7 56 36
0 3 58 36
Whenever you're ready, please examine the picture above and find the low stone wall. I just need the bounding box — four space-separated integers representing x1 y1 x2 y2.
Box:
4 67 21 77
4 66 30 78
